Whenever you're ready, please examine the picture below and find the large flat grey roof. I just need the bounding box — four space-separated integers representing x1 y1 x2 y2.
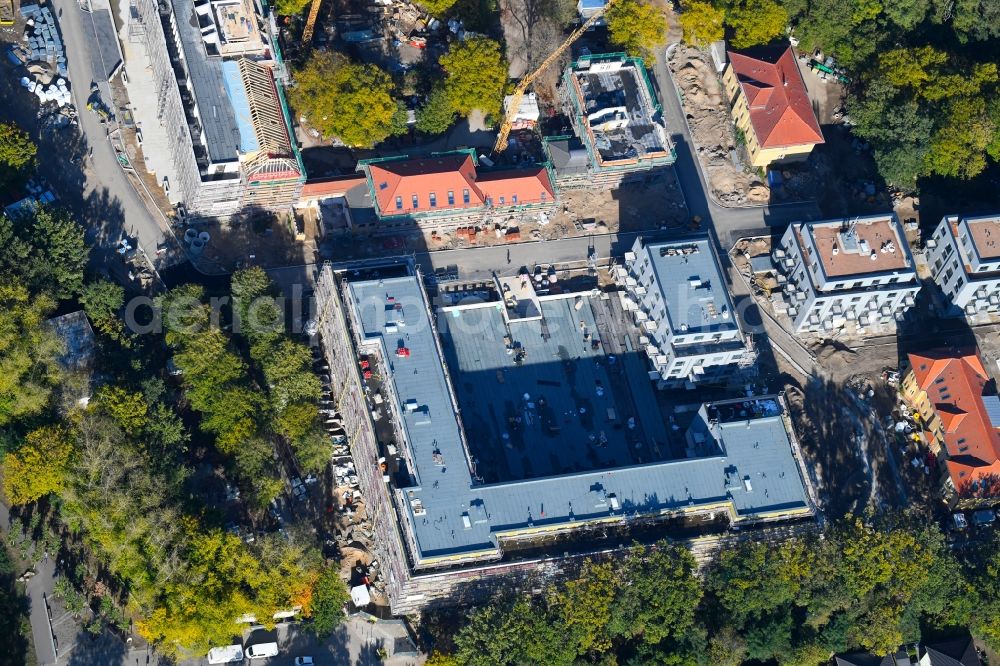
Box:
347 276 810 562
643 237 740 336
171 0 241 163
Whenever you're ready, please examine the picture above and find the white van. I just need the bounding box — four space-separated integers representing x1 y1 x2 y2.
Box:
246 642 280 659
207 645 243 664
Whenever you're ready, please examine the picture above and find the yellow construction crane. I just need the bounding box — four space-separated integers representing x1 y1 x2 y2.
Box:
492 0 622 154
302 0 323 45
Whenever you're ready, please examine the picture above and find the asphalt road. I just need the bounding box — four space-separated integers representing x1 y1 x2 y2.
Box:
45 0 170 275
652 45 822 249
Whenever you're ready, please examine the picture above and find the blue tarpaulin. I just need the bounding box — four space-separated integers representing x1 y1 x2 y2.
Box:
220 60 259 154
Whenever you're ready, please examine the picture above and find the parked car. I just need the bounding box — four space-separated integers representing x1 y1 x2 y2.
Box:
952 512 968 530
246 642 279 659
972 509 996 526
294 658 315 666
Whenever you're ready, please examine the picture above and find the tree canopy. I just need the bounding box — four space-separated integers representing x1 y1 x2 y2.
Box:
679 1 725 45
0 207 88 300
2 425 75 504
289 53 401 148
726 0 788 48
0 280 61 426
0 122 37 189
416 0 459 16
435 516 982 665
606 0 668 59
416 85 457 135
439 37 509 119
273 0 310 15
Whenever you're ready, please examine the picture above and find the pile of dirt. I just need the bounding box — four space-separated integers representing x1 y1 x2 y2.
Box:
669 46 770 206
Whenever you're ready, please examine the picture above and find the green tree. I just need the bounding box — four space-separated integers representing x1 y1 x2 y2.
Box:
0 122 36 189
306 568 350 638
551 559 615 654
454 596 575 666
273 0 310 15
291 429 330 474
706 625 748 666
81 280 126 341
257 339 321 410
0 207 88 299
96 386 149 434
952 0 1000 42
679 1 725 45
416 86 457 135
416 0 459 15
606 0 667 59
390 100 410 137
924 96 995 179
609 541 702 644
2 426 75 504
290 53 400 147
0 280 61 426
440 37 509 118
726 0 788 49
707 539 814 624
883 0 929 29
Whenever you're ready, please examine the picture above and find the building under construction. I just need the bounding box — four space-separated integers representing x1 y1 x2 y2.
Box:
315 261 816 615
122 0 303 218
548 53 675 190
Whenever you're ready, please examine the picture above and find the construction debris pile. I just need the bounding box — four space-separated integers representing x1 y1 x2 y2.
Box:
668 45 769 206
19 3 67 76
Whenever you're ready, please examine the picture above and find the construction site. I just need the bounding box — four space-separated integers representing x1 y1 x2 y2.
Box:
315 258 818 615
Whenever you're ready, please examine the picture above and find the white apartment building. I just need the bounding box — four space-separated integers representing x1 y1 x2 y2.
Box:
926 214 1000 321
775 214 920 335
616 236 755 388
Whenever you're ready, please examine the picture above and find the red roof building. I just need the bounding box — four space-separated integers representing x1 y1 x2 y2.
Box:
902 348 1000 502
361 153 556 218
722 45 824 168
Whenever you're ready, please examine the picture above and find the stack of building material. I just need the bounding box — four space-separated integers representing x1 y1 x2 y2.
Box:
20 3 67 76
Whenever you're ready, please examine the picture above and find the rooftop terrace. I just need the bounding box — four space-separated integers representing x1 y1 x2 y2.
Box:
568 56 672 167
345 275 812 564
963 215 1000 262
802 216 911 279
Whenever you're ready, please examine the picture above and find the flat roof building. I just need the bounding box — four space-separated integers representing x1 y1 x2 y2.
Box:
927 214 1000 322
616 236 756 387
316 264 814 614
553 54 675 189
776 214 920 335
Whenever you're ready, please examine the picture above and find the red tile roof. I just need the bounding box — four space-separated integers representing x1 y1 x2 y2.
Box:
368 155 481 215
365 156 555 216
728 46 824 149
477 167 555 207
908 349 1000 496
300 176 367 200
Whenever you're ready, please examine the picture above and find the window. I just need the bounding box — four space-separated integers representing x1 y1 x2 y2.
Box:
379 181 388 190
411 194 419 209
512 194 518 203
447 190 455 206
429 192 437 208
395 196 403 210
540 191 547 201
462 189 470 204
852 281 862 289
499 196 505 205
934 378 946 384
485 196 493 206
